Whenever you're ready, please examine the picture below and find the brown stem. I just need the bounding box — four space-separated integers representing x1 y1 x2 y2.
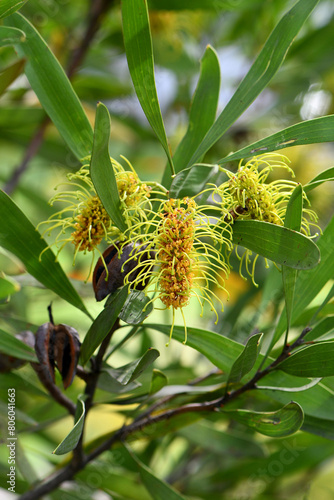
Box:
4 0 114 194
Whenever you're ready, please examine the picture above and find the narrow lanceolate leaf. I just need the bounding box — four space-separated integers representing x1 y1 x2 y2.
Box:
121 0 174 174
107 348 159 385
232 220 320 269
186 0 319 168
274 216 334 342
80 286 128 366
222 402 304 437
53 396 85 455
145 324 243 372
303 166 334 193
163 45 220 187
279 342 334 378
5 13 93 159
0 329 37 362
169 164 219 199
122 444 186 500
219 116 334 164
0 190 90 317
0 26 25 46
282 184 303 339
90 102 127 233
0 58 25 97
0 0 29 19
303 317 334 342
148 0 252 9
228 332 263 385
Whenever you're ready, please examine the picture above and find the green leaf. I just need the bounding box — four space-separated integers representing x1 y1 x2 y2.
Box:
169 164 219 199
163 45 220 186
282 184 303 339
146 324 243 372
4 13 93 160
257 378 322 392
0 26 25 46
219 116 334 164
107 348 160 385
186 0 319 168
90 102 127 233
0 275 20 299
0 58 25 97
279 342 334 377
303 317 334 342
228 332 263 385
80 286 128 366
147 0 251 9
0 328 37 362
274 216 334 342
232 220 320 269
119 290 153 325
0 0 28 19
0 190 90 317
149 369 168 395
122 444 186 500
304 166 334 193
121 0 174 174
302 414 334 440
222 402 304 437
53 395 85 455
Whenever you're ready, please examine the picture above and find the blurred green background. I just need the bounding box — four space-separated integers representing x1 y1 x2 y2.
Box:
1 1 334 499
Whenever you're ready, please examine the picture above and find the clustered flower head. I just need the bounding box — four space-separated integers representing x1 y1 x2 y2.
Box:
40 152 319 343
215 153 319 283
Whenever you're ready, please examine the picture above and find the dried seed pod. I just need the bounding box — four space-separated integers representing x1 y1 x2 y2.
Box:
34 322 80 389
0 330 35 373
35 322 56 383
93 242 155 301
53 325 81 389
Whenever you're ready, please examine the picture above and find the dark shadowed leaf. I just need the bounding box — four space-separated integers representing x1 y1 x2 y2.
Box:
90 102 127 233
0 190 90 317
222 402 304 437
169 165 219 199
0 58 25 97
228 332 263 385
0 328 37 362
80 286 128 366
108 348 160 385
119 290 153 325
279 341 334 377
122 444 186 500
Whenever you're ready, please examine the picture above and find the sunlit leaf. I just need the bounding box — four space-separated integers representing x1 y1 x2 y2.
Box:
232 220 320 269
186 0 319 168
0 190 90 317
90 102 127 233
0 0 29 19
222 402 304 437
0 275 20 299
5 13 93 159
53 395 86 455
121 0 174 174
